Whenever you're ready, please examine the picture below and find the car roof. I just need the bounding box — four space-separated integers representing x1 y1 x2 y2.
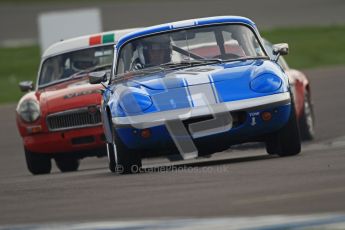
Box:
116 16 257 49
42 28 139 59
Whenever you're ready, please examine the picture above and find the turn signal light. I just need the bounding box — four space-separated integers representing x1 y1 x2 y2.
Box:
141 129 151 139
261 111 272 121
27 125 42 134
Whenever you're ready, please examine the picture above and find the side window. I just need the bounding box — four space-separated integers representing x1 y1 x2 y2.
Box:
222 25 265 58
263 42 275 59
39 56 64 85
117 43 134 74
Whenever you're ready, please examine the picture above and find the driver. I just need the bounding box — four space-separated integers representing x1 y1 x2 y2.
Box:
71 50 97 71
130 35 172 70
61 50 98 78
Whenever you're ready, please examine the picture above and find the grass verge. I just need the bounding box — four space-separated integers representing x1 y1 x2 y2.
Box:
0 46 40 104
261 25 345 69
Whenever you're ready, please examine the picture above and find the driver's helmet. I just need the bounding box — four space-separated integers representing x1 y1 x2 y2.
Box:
70 50 97 71
136 35 172 66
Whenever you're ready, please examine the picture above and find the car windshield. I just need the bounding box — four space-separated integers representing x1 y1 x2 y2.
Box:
116 24 266 76
38 45 114 87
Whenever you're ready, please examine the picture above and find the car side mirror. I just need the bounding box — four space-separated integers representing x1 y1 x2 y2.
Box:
273 43 289 62
89 71 107 84
19 81 33 92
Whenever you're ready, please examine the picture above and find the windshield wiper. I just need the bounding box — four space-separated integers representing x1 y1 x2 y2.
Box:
188 58 223 64
112 66 166 82
158 61 191 68
72 64 113 77
131 65 166 75
222 56 269 63
158 59 222 69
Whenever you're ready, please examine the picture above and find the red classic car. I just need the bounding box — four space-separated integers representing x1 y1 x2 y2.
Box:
263 40 315 141
16 28 137 175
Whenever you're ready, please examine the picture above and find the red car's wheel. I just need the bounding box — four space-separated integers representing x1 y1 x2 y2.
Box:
24 148 52 175
55 156 80 172
299 91 315 141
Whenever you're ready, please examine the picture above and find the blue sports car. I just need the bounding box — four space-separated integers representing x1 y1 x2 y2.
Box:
90 16 301 174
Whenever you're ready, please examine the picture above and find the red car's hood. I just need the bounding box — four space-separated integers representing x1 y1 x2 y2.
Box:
40 78 102 114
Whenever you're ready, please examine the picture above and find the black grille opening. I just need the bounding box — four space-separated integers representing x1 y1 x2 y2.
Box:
47 107 101 131
234 111 247 126
183 111 247 128
71 136 95 145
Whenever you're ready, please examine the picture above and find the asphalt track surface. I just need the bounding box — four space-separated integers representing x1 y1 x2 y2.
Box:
0 66 345 227
1 0 345 43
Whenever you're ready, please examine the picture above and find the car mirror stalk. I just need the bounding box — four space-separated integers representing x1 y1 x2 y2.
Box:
19 81 34 92
273 43 289 62
89 71 108 85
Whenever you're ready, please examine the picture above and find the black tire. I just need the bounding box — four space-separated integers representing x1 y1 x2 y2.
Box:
55 156 80 172
107 142 116 172
24 148 52 175
299 91 315 141
265 95 301 156
107 131 142 174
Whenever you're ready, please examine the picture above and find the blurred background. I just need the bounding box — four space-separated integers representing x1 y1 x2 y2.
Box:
0 0 345 104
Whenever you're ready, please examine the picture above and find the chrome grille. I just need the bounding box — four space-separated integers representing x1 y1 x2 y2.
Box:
47 106 101 131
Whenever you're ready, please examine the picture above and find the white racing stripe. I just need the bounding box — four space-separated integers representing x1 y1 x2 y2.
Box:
180 72 211 85
175 72 217 106
174 66 223 106
113 92 290 129
188 84 216 107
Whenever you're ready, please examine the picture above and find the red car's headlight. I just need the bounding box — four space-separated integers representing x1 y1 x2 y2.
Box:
17 99 41 123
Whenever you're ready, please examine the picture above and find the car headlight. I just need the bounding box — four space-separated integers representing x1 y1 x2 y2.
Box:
250 73 282 93
119 90 153 115
17 99 40 122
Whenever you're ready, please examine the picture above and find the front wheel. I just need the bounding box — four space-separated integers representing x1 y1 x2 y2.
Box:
55 156 80 172
107 132 142 174
24 148 52 175
265 97 301 156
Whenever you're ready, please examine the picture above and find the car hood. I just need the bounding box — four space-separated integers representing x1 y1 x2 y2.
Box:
109 59 289 117
129 59 279 90
40 77 102 114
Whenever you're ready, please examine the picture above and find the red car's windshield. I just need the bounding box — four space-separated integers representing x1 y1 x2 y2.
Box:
38 45 114 87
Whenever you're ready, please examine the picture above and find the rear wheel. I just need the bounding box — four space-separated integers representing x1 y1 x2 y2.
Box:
55 156 80 172
107 131 142 174
299 91 315 141
265 95 301 156
24 148 52 175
